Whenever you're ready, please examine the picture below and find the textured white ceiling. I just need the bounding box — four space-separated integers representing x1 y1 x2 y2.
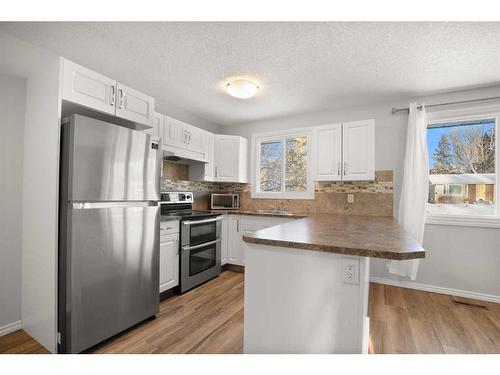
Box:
1 22 499 126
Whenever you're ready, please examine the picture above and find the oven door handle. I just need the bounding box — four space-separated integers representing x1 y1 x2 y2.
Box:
182 216 222 226
181 238 221 252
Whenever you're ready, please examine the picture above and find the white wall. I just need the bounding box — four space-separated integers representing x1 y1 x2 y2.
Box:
0 74 26 334
223 84 500 301
0 31 62 352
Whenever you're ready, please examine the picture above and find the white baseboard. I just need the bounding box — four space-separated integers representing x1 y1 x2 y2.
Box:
0 320 21 337
370 277 500 304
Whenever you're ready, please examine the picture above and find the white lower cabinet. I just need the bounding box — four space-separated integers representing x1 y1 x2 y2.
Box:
228 215 242 265
221 213 228 265
159 232 179 293
226 215 295 266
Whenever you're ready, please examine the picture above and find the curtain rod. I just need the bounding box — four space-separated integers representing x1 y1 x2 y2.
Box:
391 95 500 114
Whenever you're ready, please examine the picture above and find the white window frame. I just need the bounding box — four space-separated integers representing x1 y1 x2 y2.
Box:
251 128 314 200
425 104 500 228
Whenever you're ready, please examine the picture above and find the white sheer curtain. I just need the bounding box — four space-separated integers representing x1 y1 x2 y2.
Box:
388 103 428 280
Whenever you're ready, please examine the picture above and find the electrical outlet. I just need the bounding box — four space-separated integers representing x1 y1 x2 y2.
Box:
341 257 360 284
347 194 354 203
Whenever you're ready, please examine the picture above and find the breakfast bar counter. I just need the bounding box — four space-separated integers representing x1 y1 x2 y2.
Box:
241 213 425 354
243 213 425 260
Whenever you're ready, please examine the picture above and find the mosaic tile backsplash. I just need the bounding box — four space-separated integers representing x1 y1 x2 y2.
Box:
161 162 393 216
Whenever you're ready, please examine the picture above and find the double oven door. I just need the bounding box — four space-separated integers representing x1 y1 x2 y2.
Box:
179 215 222 293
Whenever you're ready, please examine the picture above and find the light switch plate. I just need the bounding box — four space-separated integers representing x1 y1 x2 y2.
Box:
347 193 354 203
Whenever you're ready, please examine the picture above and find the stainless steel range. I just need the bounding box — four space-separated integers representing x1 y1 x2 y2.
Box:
160 192 222 294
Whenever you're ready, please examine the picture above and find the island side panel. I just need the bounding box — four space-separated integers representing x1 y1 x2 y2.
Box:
243 243 370 354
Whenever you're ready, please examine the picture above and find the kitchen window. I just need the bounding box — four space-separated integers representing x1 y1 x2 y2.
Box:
252 130 314 199
426 110 500 227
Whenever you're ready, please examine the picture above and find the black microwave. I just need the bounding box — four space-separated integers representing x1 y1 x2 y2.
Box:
211 194 239 210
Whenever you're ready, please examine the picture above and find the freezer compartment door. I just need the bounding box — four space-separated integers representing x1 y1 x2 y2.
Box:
62 203 159 353
64 114 160 201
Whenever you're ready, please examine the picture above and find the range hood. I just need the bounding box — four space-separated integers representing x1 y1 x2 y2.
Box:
162 149 207 164
162 149 182 162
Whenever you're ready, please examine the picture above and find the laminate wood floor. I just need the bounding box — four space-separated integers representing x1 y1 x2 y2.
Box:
1 271 499 354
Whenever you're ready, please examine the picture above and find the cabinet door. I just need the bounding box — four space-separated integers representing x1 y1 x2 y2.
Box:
221 214 228 265
159 234 179 292
143 112 162 137
163 116 186 149
62 59 116 115
313 123 342 181
184 125 206 157
214 135 239 182
227 216 242 265
342 120 375 181
204 132 214 180
115 83 155 126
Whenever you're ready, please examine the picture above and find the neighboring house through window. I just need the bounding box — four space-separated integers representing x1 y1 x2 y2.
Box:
426 109 499 226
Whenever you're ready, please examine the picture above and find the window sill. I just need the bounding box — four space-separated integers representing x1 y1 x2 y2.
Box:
425 214 500 228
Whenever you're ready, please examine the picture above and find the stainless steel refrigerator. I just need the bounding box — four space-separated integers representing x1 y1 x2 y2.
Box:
58 114 161 353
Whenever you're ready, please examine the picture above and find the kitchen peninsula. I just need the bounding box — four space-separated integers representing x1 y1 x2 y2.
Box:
242 213 425 354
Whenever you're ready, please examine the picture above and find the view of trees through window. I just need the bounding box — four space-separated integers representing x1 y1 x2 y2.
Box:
259 135 308 194
427 118 496 216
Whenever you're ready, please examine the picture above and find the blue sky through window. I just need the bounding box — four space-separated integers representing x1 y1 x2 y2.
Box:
427 121 495 169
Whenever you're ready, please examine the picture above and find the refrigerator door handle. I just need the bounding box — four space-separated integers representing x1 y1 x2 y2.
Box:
71 201 158 209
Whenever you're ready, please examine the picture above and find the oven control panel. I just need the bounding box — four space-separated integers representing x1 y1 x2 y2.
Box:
160 191 193 204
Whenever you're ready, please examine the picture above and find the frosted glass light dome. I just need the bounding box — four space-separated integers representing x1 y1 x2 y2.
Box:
226 79 260 99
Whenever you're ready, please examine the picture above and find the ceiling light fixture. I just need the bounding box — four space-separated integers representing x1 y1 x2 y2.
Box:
225 79 260 99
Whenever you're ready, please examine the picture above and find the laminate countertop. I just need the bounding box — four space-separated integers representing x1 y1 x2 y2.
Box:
242 213 425 260
212 209 306 219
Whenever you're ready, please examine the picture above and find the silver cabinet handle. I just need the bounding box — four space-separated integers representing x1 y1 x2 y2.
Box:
215 166 218 178
183 130 187 144
237 219 239 233
182 216 222 226
344 161 348 175
182 238 221 252
110 85 115 106
337 161 341 176
118 88 124 109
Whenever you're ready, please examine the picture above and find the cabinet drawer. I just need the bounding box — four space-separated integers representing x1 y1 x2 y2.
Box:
160 221 179 236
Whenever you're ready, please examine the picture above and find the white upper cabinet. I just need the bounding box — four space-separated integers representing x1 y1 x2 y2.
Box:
313 123 342 181
163 116 208 162
115 83 154 126
184 124 205 154
213 135 248 183
312 119 375 181
62 59 116 115
342 120 375 181
61 58 154 127
163 116 186 149
142 111 162 138
204 132 215 180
